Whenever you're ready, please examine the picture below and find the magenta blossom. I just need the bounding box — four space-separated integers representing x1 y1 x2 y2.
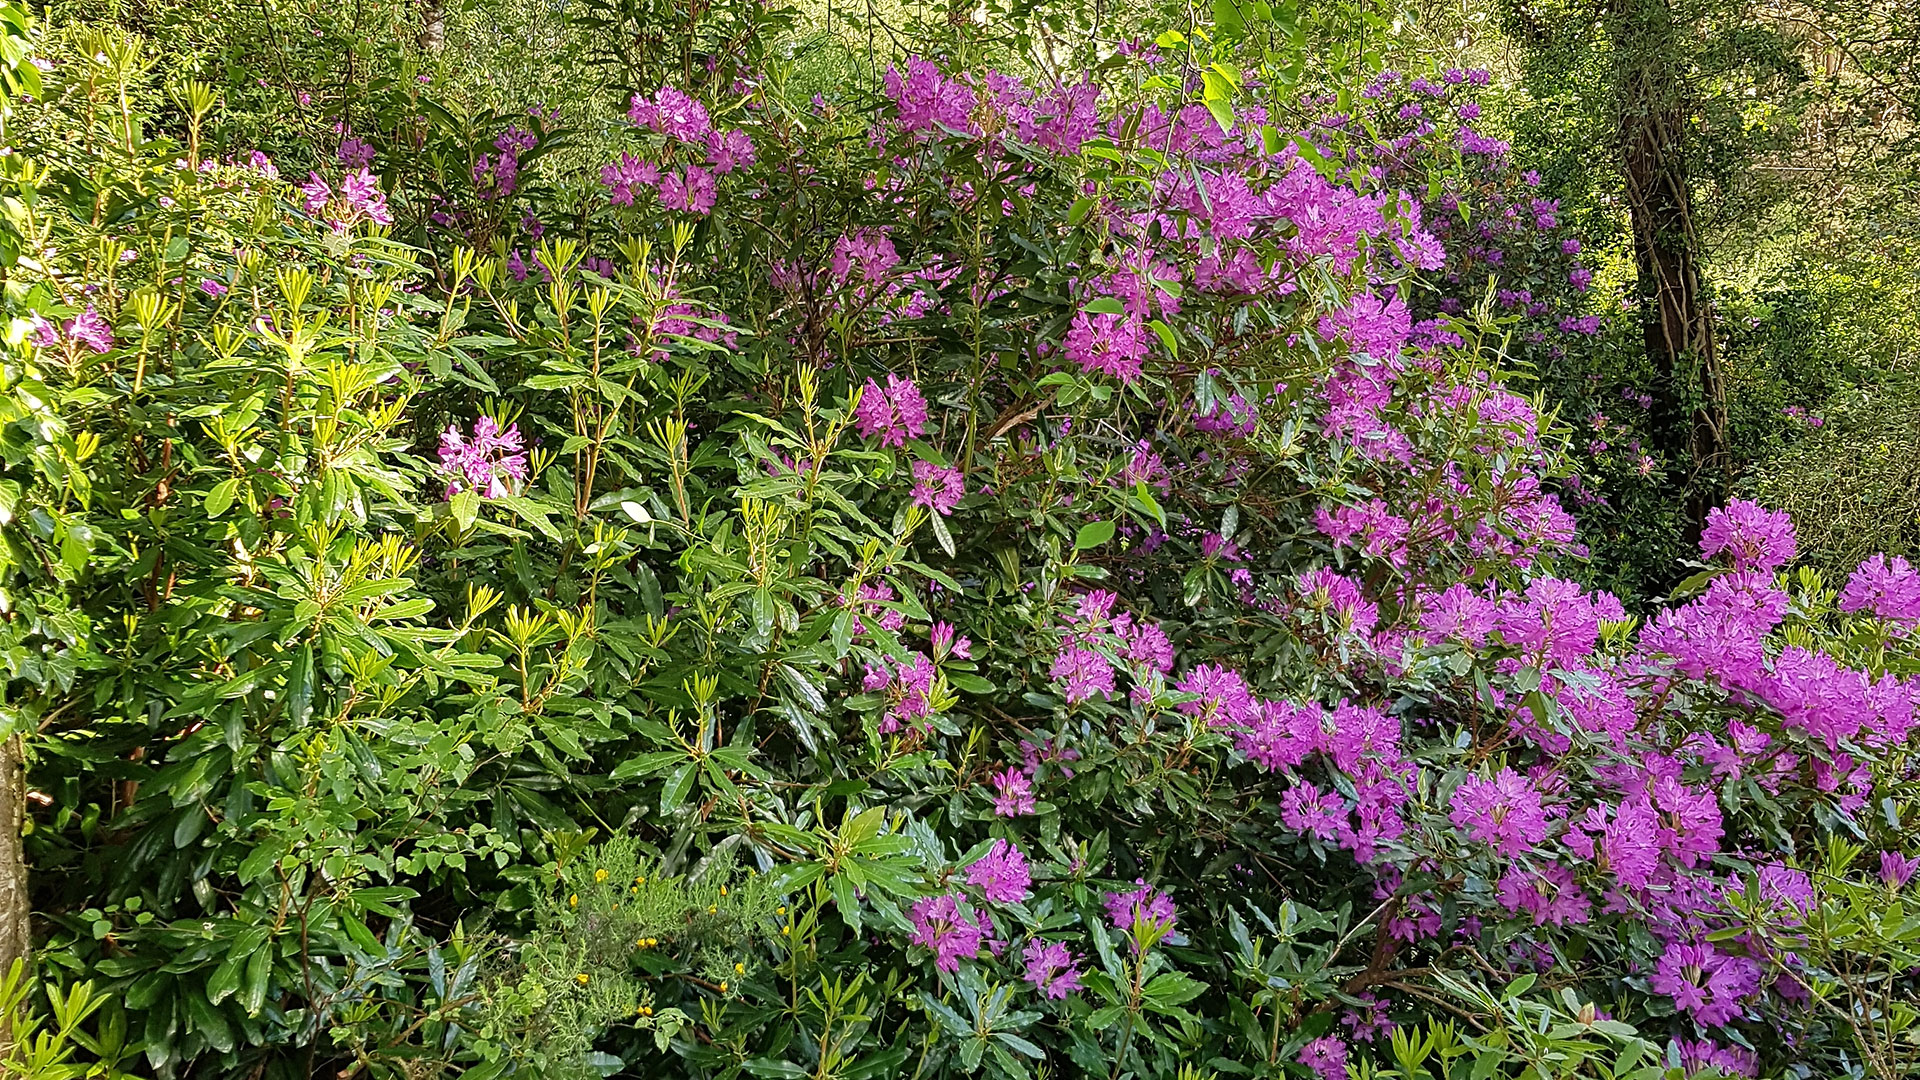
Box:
908 894 988 973
438 417 529 499
1063 308 1150 383
910 460 964 515
1299 1035 1348 1080
1050 646 1115 704
1021 939 1082 999
1881 851 1920 888
1449 767 1550 856
965 839 1031 904
990 767 1035 817
853 374 929 448
1841 554 1920 624
1700 498 1796 572
1104 880 1177 937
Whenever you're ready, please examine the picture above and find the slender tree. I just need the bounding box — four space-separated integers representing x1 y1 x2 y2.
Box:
1497 0 1799 535
1608 0 1728 532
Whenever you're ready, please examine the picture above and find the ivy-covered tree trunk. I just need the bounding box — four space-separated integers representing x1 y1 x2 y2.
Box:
0 736 27 980
418 0 447 53
1611 0 1728 535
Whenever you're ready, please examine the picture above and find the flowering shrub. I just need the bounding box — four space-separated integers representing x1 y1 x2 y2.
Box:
4 9 1920 1080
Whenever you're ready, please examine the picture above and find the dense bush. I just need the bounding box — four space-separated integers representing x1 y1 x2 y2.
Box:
4 5 1920 1080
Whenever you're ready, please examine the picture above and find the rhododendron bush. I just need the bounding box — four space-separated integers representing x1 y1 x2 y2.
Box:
6 10 1920 1080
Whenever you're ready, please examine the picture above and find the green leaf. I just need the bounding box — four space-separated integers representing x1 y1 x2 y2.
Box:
660 762 698 815
742 1061 808 1078
997 1032 1046 1059
766 862 827 895
1205 97 1235 135
844 1046 912 1080
184 991 234 1053
241 946 272 1015
1083 297 1127 316
1212 0 1246 38
204 478 238 518
929 511 956 558
1143 972 1207 1007
286 643 314 727
449 489 480 532
1148 319 1178 357
495 494 563 542
1133 481 1166 528
948 673 995 694
1076 520 1116 550
842 806 887 848
205 956 242 1006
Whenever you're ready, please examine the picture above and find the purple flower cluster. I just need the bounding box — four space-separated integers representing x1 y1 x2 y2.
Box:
1701 499 1797 572
862 652 936 734
300 167 393 231
909 460 964 516
964 839 1031 904
1840 554 1920 625
852 374 929 448
29 306 114 354
437 417 528 499
600 87 755 216
1021 939 1082 999
472 125 535 201
908 894 989 973
1039 590 1174 708
1448 768 1551 855
1103 880 1177 937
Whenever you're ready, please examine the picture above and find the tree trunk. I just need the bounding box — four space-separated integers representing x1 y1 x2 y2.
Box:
418 0 447 54
0 734 28 1040
1612 0 1728 537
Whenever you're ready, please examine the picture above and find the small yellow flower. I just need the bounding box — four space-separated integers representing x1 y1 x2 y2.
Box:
647 937 658 947
720 885 728 895
781 925 790 935
719 981 729 993
641 1005 654 1017
630 885 639 894
569 894 578 908
734 962 745 975
707 904 717 914
594 869 609 883
776 905 786 915
575 973 590 986
636 876 646 885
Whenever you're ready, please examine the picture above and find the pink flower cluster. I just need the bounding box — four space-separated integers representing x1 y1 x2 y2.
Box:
964 839 1031 903
908 894 989 973
852 374 929 448
600 87 755 216
29 306 114 354
437 417 528 499
861 652 935 733
881 59 1101 154
1041 589 1174 707
299 167 393 231
967 485 1916 1038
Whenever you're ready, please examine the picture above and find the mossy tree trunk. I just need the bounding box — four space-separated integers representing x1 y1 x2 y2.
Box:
1610 0 1729 536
